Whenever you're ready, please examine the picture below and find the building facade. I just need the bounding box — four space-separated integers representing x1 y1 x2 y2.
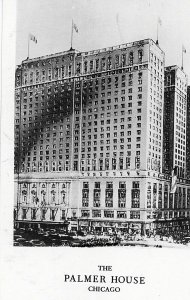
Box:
163 66 188 177
186 86 190 179
14 39 190 234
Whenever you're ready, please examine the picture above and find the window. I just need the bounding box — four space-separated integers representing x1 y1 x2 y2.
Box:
106 182 113 189
117 211 126 218
119 181 126 189
133 181 139 189
22 209 27 220
92 210 101 218
83 182 89 189
130 211 140 219
129 52 133 65
31 209 36 220
81 210 90 217
138 50 143 63
104 210 114 218
95 182 100 189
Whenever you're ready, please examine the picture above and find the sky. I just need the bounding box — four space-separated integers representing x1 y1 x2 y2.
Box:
16 0 190 83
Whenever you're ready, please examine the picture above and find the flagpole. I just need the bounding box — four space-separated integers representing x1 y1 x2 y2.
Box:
156 20 159 45
27 35 30 59
70 19 74 50
182 47 184 70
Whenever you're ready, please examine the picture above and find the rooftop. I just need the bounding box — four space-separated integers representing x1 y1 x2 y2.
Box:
165 65 188 77
18 38 164 67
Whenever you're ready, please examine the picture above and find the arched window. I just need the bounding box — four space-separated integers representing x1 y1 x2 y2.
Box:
51 190 56 203
61 191 66 203
41 190 46 203
138 50 143 63
129 52 133 65
22 190 27 203
45 161 49 172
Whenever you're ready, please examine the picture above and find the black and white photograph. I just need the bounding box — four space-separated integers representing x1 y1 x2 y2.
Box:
1 0 190 299
13 0 190 249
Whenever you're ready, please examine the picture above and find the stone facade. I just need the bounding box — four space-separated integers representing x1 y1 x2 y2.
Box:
14 39 190 233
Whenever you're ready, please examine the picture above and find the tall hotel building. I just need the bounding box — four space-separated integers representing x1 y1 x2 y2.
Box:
163 66 188 178
14 39 190 233
187 86 190 179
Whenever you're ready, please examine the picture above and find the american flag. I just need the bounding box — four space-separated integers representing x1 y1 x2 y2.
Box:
29 33 37 44
73 23 78 33
182 45 186 53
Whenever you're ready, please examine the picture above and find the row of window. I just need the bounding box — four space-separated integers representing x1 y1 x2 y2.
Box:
81 200 140 209
22 208 141 220
82 210 140 219
18 160 141 172
82 181 139 189
26 209 190 221
19 51 145 84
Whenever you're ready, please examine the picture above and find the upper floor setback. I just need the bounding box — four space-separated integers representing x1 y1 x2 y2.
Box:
164 65 188 93
15 39 165 88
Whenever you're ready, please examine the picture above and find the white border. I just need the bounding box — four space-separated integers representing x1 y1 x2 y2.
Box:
1 1 190 300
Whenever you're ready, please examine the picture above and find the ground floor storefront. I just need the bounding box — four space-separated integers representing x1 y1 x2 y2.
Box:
15 217 190 238
153 218 190 237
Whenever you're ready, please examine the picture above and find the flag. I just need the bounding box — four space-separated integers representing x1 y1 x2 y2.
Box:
170 166 178 194
182 45 186 53
29 33 37 44
73 23 78 33
158 17 162 26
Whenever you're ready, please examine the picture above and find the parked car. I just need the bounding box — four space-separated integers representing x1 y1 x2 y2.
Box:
77 230 87 236
21 241 33 247
13 241 20 246
30 239 46 247
16 237 26 244
182 237 190 244
49 229 56 234
14 234 22 241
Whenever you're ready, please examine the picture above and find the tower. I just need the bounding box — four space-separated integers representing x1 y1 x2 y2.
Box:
163 66 187 178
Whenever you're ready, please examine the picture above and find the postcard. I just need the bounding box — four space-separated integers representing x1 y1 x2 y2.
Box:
1 0 190 299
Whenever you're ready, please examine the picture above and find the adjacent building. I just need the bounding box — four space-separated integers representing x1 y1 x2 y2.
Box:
163 66 188 177
14 39 190 235
186 86 190 179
